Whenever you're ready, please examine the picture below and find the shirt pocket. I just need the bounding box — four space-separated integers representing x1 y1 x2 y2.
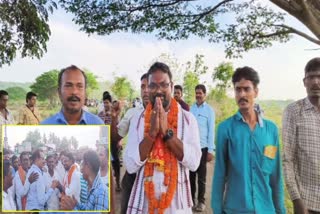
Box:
197 114 208 127
261 156 275 175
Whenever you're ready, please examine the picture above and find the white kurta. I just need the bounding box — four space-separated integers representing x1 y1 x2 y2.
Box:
63 166 81 202
44 170 61 210
124 105 201 214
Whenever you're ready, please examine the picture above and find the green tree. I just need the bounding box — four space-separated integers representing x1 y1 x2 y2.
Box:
48 132 61 151
70 136 79 150
60 136 69 151
30 69 59 107
0 0 57 67
153 53 183 83
183 54 207 105
83 68 99 97
59 0 320 58
211 62 234 101
5 86 27 101
24 129 43 151
42 133 48 145
111 76 135 101
2 1 320 66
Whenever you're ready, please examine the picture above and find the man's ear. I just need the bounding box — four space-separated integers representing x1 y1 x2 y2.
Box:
254 87 259 98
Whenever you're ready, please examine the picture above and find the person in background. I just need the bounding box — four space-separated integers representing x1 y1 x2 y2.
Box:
0 90 15 150
60 152 80 202
26 149 59 210
3 159 16 211
44 154 61 210
11 155 19 177
110 73 149 214
174 84 190 111
18 91 42 125
190 84 215 212
60 150 109 211
14 151 39 210
282 57 320 214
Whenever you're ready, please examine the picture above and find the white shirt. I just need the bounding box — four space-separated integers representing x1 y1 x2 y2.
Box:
44 170 61 210
124 105 201 214
117 106 144 137
3 191 16 211
55 161 66 183
63 165 81 202
14 170 31 210
0 108 15 148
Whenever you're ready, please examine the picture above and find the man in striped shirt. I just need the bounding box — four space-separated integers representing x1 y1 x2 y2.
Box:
61 150 109 211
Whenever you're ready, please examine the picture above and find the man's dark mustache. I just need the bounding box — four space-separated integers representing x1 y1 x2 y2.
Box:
238 98 248 103
311 87 320 90
67 95 80 102
155 93 165 98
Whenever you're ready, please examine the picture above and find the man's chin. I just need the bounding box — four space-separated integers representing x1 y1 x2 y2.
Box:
65 106 82 114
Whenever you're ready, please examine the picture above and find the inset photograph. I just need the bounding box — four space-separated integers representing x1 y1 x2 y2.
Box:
2 125 110 212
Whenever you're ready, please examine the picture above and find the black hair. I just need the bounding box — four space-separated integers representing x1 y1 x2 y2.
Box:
232 66 260 88
102 91 112 102
31 149 43 162
0 90 8 99
64 152 75 163
83 150 100 175
147 62 172 81
305 57 320 73
26 91 37 103
174 85 183 92
60 151 67 157
20 151 30 160
4 159 11 177
140 73 148 81
46 154 55 161
58 65 87 88
195 84 206 94
11 155 18 165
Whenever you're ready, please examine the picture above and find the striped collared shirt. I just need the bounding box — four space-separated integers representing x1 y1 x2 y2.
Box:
282 97 320 211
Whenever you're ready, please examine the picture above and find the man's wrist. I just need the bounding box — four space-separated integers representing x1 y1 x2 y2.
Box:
163 129 174 142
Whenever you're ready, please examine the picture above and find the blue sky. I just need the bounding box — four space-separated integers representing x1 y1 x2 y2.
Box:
1 2 319 100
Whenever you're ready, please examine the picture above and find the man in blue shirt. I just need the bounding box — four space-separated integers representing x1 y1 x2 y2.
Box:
41 65 103 125
39 65 111 214
60 150 109 211
212 67 286 214
190 84 215 212
26 149 59 210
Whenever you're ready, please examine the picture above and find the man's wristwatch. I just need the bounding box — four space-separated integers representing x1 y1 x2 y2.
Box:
163 129 174 142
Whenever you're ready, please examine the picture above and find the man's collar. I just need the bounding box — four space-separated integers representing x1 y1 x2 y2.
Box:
0 108 10 115
304 97 317 110
89 173 101 192
235 110 264 128
57 109 86 124
195 101 206 107
31 164 43 173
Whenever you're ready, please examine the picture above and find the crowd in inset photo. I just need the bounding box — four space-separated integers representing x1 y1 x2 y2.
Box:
2 145 109 211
